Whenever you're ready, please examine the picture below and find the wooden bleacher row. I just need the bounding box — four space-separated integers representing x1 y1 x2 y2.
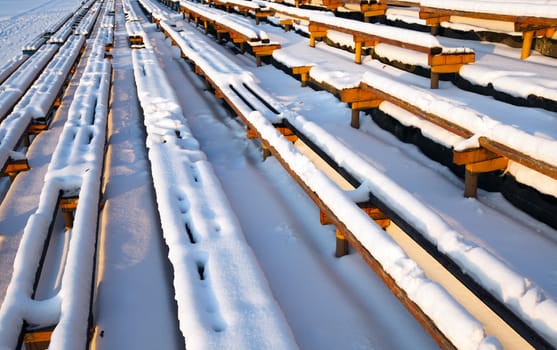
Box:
335 77 557 199
99 1 116 53
0 19 112 350
124 0 151 49
74 0 103 36
147 0 553 201
178 0 281 66
0 45 59 122
157 18 499 349
207 0 273 25
417 2 557 59
0 56 29 86
0 35 86 181
0 1 115 183
293 0 557 59
243 0 325 31
306 13 474 89
208 0 475 89
0 1 104 124
130 24 303 349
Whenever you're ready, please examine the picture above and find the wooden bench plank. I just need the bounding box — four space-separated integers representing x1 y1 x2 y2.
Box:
419 5 557 59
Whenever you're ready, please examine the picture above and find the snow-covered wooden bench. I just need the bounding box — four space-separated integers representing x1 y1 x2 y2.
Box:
0 55 29 86
0 34 86 179
308 13 474 88
74 1 102 36
138 0 168 24
360 0 557 58
178 1 281 65
0 36 111 350
126 20 147 48
99 4 116 53
131 24 299 350
208 0 273 24
159 0 180 11
0 44 59 122
22 35 48 55
342 74 557 199
47 21 75 45
418 0 557 59
43 13 74 38
261 0 335 31
123 0 141 21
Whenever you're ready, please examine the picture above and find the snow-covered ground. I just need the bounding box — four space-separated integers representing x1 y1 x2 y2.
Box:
0 0 85 63
1 0 557 349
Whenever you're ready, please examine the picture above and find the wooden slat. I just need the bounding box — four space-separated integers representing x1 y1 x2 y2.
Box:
2 159 30 176
466 156 508 173
340 87 381 103
453 147 499 165
479 137 557 181
420 6 557 27
359 82 473 138
430 63 464 74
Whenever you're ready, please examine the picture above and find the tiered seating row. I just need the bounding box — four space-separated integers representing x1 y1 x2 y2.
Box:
339 0 557 59
179 0 281 66
306 12 475 88
418 0 557 59
0 34 86 180
337 73 557 200
0 0 106 124
208 0 274 24
129 9 298 348
0 45 60 122
0 56 29 86
0 26 112 350
0 0 115 182
158 17 500 349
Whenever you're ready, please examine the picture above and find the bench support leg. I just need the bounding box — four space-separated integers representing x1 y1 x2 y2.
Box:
262 144 271 159
309 33 316 48
521 31 534 60
351 109 360 129
430 72 440 89
62 209 75 230
464 169 478 198
335 229 349 257
301 72 308 87
23 132 31 147
355 41 362 64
